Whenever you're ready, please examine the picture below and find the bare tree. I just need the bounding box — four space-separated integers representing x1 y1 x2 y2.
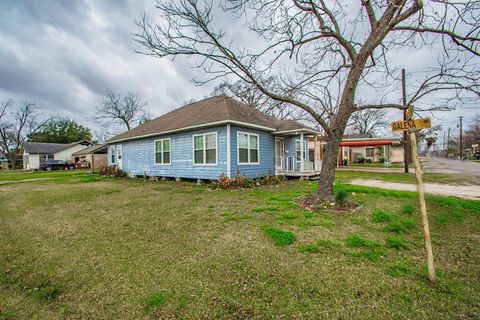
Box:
0 100 49 169
212 78 310 122
348 109 388 135
464 114 480 153
135 0 480 205
96 89 150 132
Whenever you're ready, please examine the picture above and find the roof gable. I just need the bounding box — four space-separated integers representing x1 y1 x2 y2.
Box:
24 141 91 154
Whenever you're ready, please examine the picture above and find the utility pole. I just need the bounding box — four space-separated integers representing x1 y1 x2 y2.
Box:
442 130 446 155
402 69 409 173
459 116 464 160
447 127 451 157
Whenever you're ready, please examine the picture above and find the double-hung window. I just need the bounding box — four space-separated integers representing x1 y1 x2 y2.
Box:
155 138 171 165
295 140 306 161
110 146 116 164
238 132 259 164
193 133 217 165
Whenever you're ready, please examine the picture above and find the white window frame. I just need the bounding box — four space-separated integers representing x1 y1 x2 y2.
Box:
154 138 171 165
237 131 260 165
295 140 307 162
192 132 218 166
110 146 116 164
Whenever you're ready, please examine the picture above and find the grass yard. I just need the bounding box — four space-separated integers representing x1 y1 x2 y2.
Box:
346 163 405 168
0 171 479 319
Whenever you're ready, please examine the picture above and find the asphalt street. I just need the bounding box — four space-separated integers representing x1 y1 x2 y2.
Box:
421 157 480 176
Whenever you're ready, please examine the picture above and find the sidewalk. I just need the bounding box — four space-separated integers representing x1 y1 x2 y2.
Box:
346 179 480 200
337 166 415 174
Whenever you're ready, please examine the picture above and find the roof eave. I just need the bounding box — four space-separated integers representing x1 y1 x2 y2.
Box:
106 120 276 144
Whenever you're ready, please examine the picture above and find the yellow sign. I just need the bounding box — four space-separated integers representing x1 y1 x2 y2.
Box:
391 118 432 132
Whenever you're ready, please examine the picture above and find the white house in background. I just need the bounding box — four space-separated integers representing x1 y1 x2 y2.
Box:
23 141 92 170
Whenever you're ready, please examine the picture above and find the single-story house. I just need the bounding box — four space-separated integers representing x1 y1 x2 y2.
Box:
23 141 92 170
106 96 323 180
338 134 404 164
0 158 8 170
72 144 108 170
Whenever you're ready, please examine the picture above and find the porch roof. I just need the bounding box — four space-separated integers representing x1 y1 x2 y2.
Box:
341 140 392 147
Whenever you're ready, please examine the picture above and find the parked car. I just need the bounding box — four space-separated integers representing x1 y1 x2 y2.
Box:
40 160 75 171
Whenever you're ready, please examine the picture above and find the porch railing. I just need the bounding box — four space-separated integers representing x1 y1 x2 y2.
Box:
275 156 320 172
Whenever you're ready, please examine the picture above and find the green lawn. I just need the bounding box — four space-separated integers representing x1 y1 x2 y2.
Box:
346 163 405 168
1 172 479 319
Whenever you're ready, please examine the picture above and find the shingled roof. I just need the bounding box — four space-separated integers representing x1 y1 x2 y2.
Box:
72 144 107 156
24 141 91 154
107 96 318 143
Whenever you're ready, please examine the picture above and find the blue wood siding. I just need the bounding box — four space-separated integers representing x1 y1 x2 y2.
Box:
108 125 227 180
283 135 308 171
230 125 275 178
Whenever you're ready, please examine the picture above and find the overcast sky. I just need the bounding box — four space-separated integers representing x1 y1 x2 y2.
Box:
0 0 478 139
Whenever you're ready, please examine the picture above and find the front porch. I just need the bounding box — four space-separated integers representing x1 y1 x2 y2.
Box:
273 129 323 179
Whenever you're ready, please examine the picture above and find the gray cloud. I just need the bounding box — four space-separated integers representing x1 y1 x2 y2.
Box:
0 0 478 137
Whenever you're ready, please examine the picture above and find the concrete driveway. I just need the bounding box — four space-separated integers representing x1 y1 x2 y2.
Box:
421 156 480 176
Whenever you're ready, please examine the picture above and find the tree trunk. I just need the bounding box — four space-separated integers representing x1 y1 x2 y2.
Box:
8 153 17 170
312 134 343 203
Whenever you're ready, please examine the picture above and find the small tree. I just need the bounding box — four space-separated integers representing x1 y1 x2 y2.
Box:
0 100 49 168
30 118 92 143
135 0 480 204
96 89 151 132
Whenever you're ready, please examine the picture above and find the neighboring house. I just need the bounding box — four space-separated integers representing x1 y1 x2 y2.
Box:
72 144 108 170
0 158 8 170
338 134 404 164
23 141 92 170
106 96 323 180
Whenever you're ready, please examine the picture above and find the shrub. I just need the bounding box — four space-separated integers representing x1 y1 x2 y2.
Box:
263 227 296 246
379 156 386 163
99 166 127 178
366 158 372 163
211 173 254 190
357 156 365 164
342 159 348 165
334 189 349 206
371 210 392 223
212 172 285 190
386 236 408 250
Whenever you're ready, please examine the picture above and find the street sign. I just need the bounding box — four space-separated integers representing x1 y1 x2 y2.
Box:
391 118 431 132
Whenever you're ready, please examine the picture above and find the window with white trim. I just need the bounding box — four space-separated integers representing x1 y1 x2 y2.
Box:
193 133 217 165
110 146 116 164
238 132 259 164
155 139 171 164
295 140 306 161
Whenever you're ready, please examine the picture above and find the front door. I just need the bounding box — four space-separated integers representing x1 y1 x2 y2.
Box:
116 145 123 170
275 138 284 172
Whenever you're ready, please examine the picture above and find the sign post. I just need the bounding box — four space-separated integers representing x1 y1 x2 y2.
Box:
391 109 436 284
